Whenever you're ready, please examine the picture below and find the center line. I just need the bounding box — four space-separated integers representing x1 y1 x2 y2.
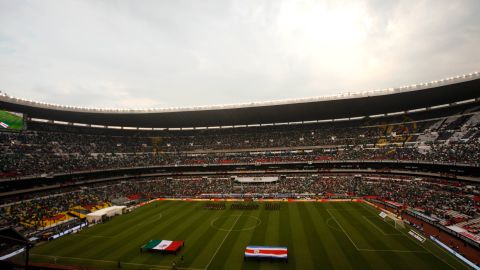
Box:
204 214 242 270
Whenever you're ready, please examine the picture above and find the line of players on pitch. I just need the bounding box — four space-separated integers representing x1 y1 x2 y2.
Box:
203 202 281 211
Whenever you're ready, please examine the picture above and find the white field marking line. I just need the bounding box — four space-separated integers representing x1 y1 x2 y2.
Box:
325 217 342 233
204 214 242 270
360 203 460 270
394 226 460 270
326 209 360 251
327 209 423 253
362 216 401 236
31 253 202 270
210 215 261 232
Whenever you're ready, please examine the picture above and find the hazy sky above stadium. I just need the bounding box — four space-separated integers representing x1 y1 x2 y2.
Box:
0 0 479 109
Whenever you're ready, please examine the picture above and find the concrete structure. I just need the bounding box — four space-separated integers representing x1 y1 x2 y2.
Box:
86 206 126 223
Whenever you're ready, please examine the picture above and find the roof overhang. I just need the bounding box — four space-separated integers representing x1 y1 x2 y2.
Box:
1 75 479 128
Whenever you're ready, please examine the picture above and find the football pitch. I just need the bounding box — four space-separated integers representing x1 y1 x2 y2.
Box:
31 201 472 270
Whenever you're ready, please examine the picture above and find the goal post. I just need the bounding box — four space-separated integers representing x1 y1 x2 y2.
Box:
379 211 405 229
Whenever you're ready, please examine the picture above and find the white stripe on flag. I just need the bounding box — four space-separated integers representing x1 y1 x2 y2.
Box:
153 240 172 250
0 122 8 128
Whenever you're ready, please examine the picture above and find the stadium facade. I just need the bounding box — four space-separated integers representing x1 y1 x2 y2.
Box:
1 73 480 269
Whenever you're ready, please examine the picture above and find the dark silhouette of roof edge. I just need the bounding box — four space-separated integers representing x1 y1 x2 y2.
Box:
0 77 479 128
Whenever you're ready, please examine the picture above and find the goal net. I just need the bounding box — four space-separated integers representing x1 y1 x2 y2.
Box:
380 211 405 229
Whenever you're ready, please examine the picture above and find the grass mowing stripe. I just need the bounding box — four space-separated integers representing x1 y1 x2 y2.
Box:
278 203 294 269
204 212 242 270
296 203 332 269
174 209 229 267
187 208 236 267
307 203 351 270
259 209 281 270
326 208 360 250
289 203 315 270
334 203 376 250
323 205 374 270
362 216 390 235
244 208 270 270
214 211 256 269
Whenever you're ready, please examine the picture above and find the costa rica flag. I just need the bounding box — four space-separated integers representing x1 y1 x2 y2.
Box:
244 246 288 259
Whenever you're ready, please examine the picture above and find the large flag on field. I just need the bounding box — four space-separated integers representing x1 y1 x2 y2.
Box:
245 246 288 259
142 240 184 252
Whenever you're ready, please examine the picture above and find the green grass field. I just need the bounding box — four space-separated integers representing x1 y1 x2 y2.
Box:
31 201 471 270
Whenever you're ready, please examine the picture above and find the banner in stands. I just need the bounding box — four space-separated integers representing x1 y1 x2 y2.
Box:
408 230 426 243
447 225 480 244
235 177 279 183
385 200 403 208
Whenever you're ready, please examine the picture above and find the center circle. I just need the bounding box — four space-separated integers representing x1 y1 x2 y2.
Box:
210 215 262 231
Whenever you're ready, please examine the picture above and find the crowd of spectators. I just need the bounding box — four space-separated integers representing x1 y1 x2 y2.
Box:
1 174 478 236
1 103 479 239
1 110 479 178
0 179 168 235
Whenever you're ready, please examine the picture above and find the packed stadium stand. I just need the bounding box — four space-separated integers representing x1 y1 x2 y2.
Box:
0 73 480 268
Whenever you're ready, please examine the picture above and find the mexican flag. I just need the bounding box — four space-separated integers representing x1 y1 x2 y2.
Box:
143 240 184 252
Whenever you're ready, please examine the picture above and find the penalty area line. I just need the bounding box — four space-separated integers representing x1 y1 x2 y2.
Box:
326 209 361 251
362 216 401 236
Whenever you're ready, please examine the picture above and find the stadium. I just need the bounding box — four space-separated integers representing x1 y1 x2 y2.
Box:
0 72 479 270
2 1 480 269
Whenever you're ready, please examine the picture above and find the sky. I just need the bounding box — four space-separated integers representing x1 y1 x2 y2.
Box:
0 0 479 109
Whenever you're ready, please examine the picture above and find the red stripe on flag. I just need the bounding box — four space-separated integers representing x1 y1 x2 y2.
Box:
165 241 183 251
245 248 287 255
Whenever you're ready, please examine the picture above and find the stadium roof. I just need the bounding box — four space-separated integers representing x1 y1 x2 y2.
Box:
1 73 479 128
